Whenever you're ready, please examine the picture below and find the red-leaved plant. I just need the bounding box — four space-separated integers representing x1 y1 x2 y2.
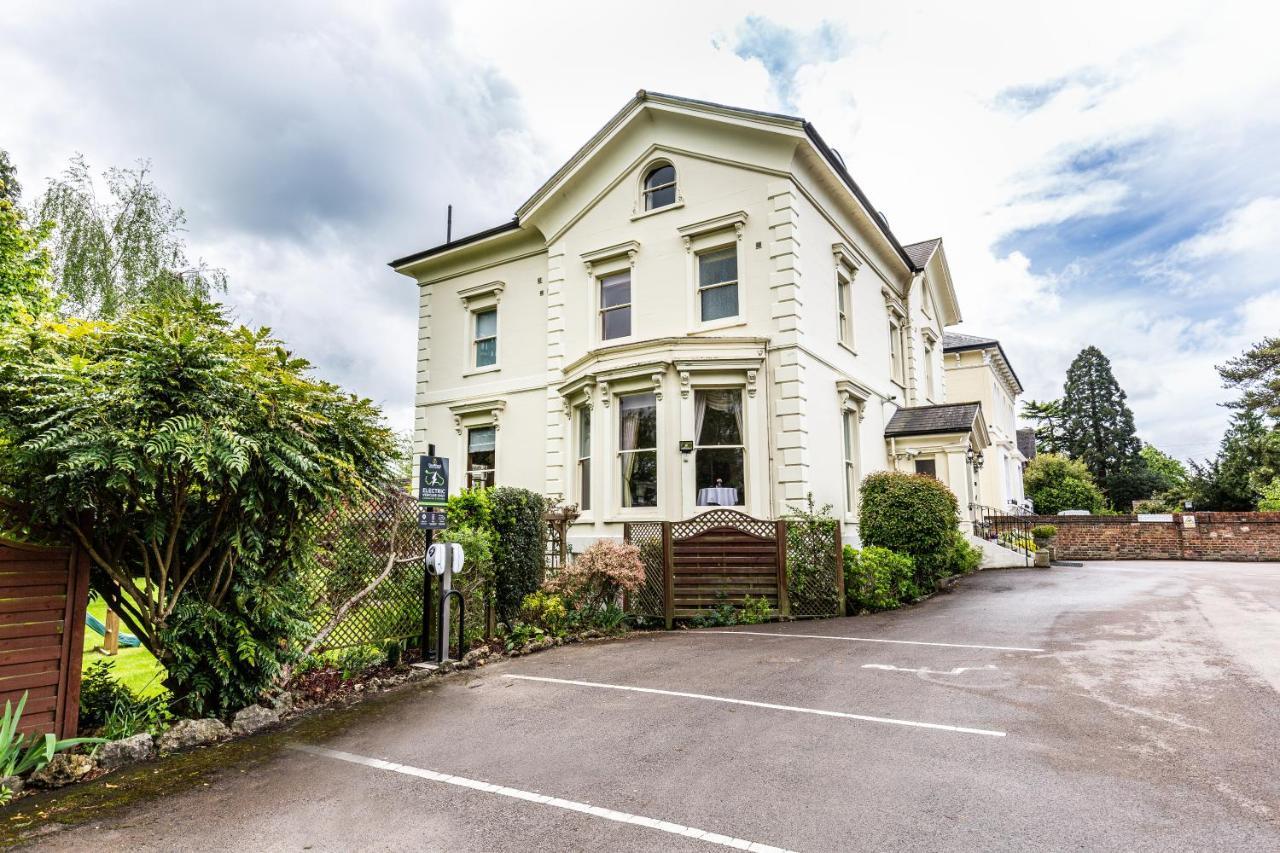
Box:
549 539 645 611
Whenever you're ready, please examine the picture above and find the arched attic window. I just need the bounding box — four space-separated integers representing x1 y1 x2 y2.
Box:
642 163 677 210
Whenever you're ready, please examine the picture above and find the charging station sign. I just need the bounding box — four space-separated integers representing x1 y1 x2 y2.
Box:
418 455 449 506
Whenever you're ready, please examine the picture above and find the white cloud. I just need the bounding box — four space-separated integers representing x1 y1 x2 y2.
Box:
1179 197 1280 260
2 0 1277 459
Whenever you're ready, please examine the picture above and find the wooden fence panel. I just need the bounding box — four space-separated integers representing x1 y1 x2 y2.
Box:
0 539 90 738
670 511 781 620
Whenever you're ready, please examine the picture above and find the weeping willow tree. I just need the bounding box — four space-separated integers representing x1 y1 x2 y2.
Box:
33 154 226 319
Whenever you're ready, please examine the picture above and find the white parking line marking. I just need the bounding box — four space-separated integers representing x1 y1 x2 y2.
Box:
862 664 998 675
287 743 794 853
697 630 1044 653
505 674 1006 738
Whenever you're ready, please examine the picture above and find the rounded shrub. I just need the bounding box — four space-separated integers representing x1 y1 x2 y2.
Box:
858 471 959 590
1023 454 1105 515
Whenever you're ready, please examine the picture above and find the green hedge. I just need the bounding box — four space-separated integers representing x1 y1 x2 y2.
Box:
859 471 959 590
844 545 917 612
490 487 547 625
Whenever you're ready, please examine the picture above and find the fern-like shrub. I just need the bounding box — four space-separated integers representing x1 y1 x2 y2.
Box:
0 299 395 715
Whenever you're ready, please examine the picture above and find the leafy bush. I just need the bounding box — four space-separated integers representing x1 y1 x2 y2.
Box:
1259 478 1280 511
859 472 958 591
445 487 492 531
1024 454 1106 515
504 622 547 651
489 488 547 626
0 298 395 716
334 644 386 680
738 595 773 625
1030 524 1058 540
519 591 568 636
549 539 644 613
943 531 982 575
783 495 841 614
80 661 172 740
438 519 497 648
844 545 917 612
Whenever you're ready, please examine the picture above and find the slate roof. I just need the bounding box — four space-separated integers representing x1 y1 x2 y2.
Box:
941 331 999 350
884 402 982 437
941 332 1024 394
392 91 926 273
902 238 942 269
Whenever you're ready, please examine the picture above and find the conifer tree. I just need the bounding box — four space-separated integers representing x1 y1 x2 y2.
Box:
1059 346 1144 506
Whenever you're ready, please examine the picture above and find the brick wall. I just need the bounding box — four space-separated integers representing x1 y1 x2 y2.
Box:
1020 513 1280 562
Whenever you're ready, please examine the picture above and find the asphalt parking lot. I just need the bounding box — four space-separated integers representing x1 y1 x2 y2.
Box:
19 560 1280 851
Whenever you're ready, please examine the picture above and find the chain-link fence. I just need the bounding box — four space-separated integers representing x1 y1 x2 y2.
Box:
299 485 425 652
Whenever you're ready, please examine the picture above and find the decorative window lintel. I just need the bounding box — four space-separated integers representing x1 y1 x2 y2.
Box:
582 240 640 274
678 210 747 252
448 399 506 434
458 280 505 306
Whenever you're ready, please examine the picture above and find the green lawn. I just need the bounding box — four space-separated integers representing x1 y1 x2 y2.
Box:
82 597 167 697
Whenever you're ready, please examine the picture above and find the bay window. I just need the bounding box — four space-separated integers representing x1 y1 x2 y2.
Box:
694 389 745 506
618 392 658 508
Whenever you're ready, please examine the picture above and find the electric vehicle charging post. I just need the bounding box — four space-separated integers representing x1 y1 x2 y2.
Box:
426 541 466 661
417 446 449 660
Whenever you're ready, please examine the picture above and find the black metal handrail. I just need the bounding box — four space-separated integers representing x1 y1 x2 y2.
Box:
971 504 1032 566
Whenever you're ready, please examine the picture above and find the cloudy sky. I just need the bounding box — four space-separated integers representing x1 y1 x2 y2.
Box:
3 1 1277 461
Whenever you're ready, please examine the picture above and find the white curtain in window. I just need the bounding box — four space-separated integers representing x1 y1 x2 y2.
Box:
620 403 641 508
696 389 742 444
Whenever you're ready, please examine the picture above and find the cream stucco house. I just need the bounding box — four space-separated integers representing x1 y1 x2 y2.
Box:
941 332 1028 511
391 91 1010 549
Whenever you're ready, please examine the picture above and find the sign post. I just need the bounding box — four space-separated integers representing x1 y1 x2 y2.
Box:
417 446 449 660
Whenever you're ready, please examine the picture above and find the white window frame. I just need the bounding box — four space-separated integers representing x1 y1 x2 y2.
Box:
617 388 661 512
576 403 592 513
582 242 639 347
679 211 748 333
599 270 633 342
695 244 740 325
921 334 936 401
692 387 746 508
889 316 906 386
641 161 677 212
448 398 505 494
472 307 497 369
832 242 860 353
466 425 497 489
837 380 868 521
458 280 504 377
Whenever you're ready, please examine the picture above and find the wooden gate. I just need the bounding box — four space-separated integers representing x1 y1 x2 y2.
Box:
669 510 786 625
0 538 90 737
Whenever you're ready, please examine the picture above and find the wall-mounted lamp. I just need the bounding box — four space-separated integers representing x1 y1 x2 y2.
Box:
679 440 694 454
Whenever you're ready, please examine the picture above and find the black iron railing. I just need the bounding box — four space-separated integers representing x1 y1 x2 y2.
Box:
971 503 1033 566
